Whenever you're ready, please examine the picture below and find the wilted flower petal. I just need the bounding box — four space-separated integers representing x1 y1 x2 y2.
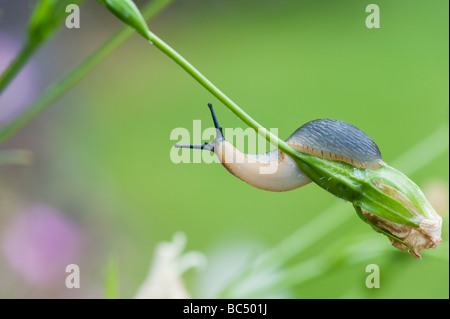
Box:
356 177 442 258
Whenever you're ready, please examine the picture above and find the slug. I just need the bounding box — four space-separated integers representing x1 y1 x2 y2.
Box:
174 103 385 192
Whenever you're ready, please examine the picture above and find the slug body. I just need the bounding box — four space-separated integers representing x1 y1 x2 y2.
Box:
207 135 311 191
175 104 384 192
286 119 384 169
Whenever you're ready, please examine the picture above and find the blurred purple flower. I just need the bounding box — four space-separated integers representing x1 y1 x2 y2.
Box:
0 32 39 124
1 204 83 287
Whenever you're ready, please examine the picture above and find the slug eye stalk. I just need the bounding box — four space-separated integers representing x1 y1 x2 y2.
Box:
174 103 223 152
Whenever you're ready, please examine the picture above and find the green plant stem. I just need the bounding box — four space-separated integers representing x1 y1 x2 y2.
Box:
0 43 36 95
143 30 303 160
104 255 119 299
0 0 174 145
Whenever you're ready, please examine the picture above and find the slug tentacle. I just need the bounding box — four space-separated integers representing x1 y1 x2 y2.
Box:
174 103 312 191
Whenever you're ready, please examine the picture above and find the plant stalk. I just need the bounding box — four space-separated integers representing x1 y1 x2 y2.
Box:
0 0 174 145
144 30 303 160
0 43 36 95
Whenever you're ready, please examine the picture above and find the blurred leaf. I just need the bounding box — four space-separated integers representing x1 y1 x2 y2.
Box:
0 1 83 95
104 255 119 299
0 149 33 166
27 0 82 47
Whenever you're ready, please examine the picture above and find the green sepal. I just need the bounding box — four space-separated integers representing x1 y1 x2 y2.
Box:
0 150 33 166
293 154 421 228
97 0 151 40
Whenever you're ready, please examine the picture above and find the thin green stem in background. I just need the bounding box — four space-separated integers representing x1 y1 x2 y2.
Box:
0 43 36 95
142 30 302 160
0 0 174 145
258 125 449 271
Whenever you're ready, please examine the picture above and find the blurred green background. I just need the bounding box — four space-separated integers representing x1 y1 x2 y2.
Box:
0 0 448 298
